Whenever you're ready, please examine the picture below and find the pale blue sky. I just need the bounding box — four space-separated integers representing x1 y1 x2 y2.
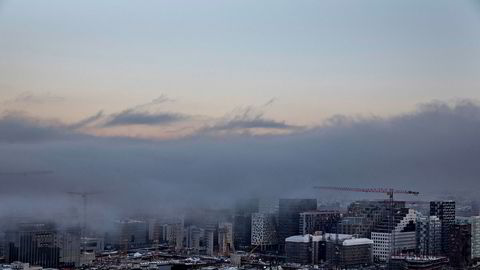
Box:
1 0 480 133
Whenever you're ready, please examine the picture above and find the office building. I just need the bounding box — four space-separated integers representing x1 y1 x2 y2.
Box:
5 223 81 268
416 215 442 256
59 227 81 267
339 200 405 238
278 199 317 247
81 237 104 254
204 229 215 256
233 199 259 250
251 213 277 250
285 234 322 265
450 221 472 269
186 226 202 253
285 233 373 267
371 208 417 261
471 216 480 260
456 216 480 261
218 222 233 256
115 219 148 249
326 238 374 268
299 210 341 235
430 201 455 256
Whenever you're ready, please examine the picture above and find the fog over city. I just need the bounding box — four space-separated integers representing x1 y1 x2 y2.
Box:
2 1 480 268
1 99 479 222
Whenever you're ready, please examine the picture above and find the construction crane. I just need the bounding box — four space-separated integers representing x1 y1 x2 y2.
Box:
313 186 419 199
67 191 102 244
313 186 420 264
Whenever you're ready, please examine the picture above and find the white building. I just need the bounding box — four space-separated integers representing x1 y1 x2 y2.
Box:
416 215 441 256
251 213 277 248
471 216 480 260
371 208 417 261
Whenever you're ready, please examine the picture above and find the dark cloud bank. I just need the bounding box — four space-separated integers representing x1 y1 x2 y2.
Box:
0 100 480 223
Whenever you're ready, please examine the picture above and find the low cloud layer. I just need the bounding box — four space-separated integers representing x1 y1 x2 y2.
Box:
103 109 188 127
0 100 479 224
200 106 301 134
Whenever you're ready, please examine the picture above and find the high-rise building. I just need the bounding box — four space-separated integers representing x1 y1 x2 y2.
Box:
174 218 184 251
5 223 81 268
204 229 215 256
218 222 233 256
371 208 417 261
416 215 441 256
339 200 405 238
59 227 81 267
115 219 148 249
233 199 259 250
450 221 472 269
456 216 480 261
186 226 202 253
251 213 277 250
471 216 480 260
299 210 341 235
430 201 455 256
278 199 317 248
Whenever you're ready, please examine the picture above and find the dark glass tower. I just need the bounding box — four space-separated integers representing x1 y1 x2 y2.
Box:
430 201 455 256
278 199 317 249
233 198 259 250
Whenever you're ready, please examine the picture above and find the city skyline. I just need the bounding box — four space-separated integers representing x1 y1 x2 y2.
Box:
1 0 480 243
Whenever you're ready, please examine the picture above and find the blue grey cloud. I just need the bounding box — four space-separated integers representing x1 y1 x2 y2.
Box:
103 109 188 127
69 110 104 129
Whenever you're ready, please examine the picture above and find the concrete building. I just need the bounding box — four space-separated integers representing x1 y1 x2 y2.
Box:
285 233 373 267
430 201 455 256
457 216 480 261
326 238 374 268
339 200 405 238
5 223 81 268
81 237 104 254
174 219 184 251
450 220 472 268
472 216 480 261
389 256 448 270
204 229 215 256
299 210 341 235
285 234 322 265
115 220 148 249
371 208 417 261
416 215 442 256
148 219 165 244
186 226 202 253
251 213 277 249
59 227 81 267
278 199 317 248
218 222 233 256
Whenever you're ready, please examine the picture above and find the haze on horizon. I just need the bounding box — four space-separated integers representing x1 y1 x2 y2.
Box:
1 0 480 221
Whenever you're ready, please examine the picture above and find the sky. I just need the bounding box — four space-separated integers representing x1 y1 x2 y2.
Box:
1 0 480 135
0 1 480 221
